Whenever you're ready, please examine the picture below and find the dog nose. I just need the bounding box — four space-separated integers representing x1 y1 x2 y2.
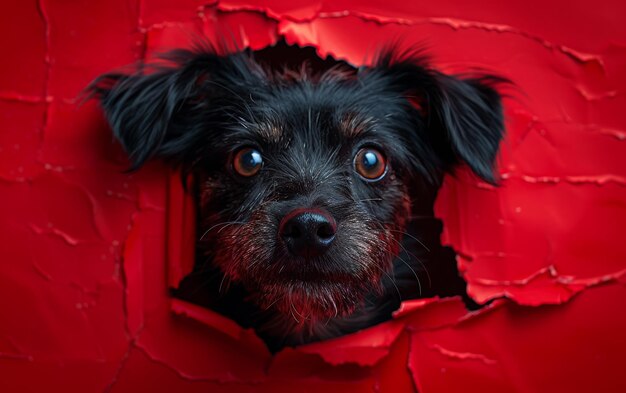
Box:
279 209 337 258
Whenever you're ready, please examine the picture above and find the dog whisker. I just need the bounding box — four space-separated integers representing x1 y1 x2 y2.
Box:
263 295 282 311
386 234 432 289
366 217 429 296
373 264 403 302
328 295 339 319
388 229 431 252
358 198 383 203
218 274 228 294
199 221 246 241
395 251 422 296
288 293 301 324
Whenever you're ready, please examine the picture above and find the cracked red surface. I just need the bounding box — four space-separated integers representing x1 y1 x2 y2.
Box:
0 1 625 392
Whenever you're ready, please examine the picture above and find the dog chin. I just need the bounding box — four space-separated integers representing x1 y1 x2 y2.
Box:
250 275 378 322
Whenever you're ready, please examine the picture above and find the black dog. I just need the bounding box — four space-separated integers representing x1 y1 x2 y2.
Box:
91 42 505 351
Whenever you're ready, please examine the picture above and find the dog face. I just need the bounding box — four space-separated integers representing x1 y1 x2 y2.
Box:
91 44 505 324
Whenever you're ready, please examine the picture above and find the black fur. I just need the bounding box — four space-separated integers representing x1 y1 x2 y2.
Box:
90 42 505 351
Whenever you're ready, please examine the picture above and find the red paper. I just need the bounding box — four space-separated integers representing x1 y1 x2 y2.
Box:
0 1 624 392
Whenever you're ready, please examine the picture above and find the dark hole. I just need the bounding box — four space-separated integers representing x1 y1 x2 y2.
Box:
252 39 353 75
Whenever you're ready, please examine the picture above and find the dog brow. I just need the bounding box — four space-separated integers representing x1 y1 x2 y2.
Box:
256 122 283 143
339 113 374 138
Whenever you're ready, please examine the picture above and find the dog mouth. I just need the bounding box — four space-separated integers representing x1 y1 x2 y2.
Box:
207 206 401 321
247 271 383 321
235 236 397 321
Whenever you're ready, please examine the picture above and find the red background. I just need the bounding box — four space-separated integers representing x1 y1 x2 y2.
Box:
1 1 625 392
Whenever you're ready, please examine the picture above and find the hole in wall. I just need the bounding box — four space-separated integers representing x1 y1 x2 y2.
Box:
171 40 483 352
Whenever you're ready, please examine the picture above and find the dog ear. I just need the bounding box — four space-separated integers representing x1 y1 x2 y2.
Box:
427 73 505 184
89 49 263 170
372 51 506 184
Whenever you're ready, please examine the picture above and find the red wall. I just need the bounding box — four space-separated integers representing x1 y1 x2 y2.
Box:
1 1 624 392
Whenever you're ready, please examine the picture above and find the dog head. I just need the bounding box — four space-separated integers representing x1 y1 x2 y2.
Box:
91 44 505 323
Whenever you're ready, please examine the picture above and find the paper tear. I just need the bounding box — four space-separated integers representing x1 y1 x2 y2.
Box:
427 344 497 365
171 299 255 343
216 2 322 23
596 127 626 141
296 322 405 366
0 92 52 104
468 269 626 306
133 342 244 383
470 266 626 289
500 173 626 186
392 298 442 318
103 329 142 393
0 352 34 361
29 223 83 246
31 261 53 281
424 17 605 67
121 211 144 338
212 3 606 69
35 0 51 149
575 86 619 101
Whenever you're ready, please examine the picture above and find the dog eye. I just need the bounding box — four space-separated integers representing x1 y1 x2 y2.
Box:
354 148 387 181
233 147 263 177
